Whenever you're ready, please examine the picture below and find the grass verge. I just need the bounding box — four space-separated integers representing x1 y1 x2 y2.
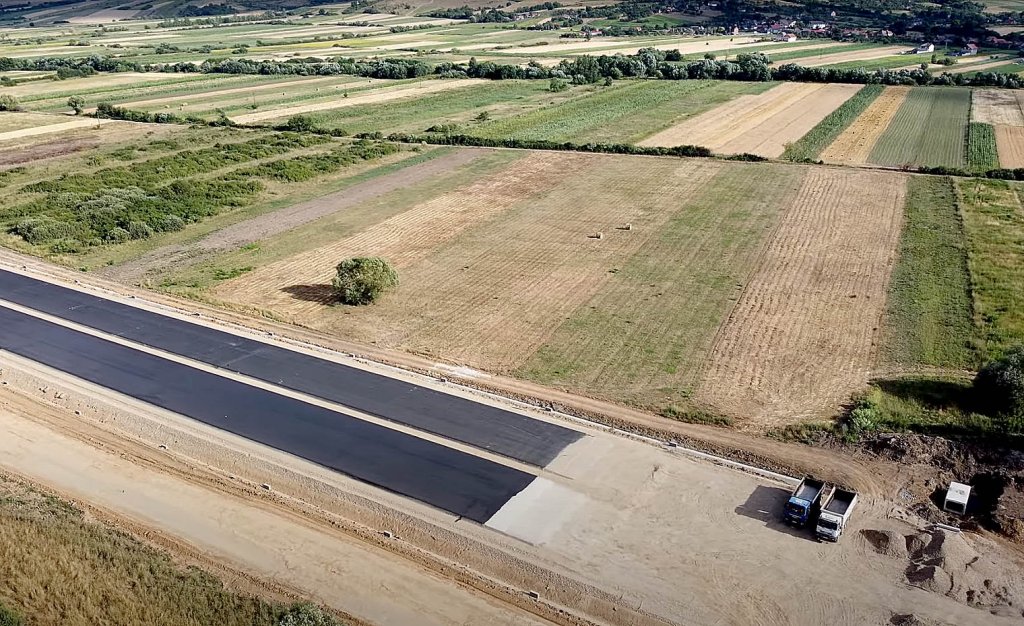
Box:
0 473 343 626
782 84 883 161
881 175 977 368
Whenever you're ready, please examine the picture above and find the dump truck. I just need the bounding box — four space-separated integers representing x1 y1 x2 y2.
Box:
783 476 830 527
816 488 858 542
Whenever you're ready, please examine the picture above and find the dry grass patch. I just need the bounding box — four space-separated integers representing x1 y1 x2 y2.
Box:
797 46 907 67
695 168 907 426
820 86 910 164
0 117 111 142
519 161 805 409
639 83 860 158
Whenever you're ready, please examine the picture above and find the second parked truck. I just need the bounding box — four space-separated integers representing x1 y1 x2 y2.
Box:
815 488 858 542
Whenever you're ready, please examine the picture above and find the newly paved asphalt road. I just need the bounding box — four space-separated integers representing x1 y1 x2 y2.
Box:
0 269 581 467
0 305 533 523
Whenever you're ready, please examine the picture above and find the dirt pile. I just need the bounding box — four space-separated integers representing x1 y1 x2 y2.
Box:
864 527 1024 617
858 434 1024 539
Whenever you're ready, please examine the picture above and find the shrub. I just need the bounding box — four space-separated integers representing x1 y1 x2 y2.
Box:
67 95 85 115
332 257 398 305
160 214 185 231
13 218 77 244
0 94 21 111
974 346 1024 424
278 603 341 626
127 221 154 240
105 227 130 242
282 115 319 132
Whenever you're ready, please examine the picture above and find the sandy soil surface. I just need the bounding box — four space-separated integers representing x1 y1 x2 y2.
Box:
0 117 110 142
995 124 1024 167
972 89 1024 125
230 79 487 124
821 86 910 164
797 46 908 67
639 83 859 157
695 168 907 425
101 148 489 283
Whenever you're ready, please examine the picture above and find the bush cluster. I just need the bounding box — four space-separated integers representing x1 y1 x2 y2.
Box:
332 257 398 305
372 132 712 158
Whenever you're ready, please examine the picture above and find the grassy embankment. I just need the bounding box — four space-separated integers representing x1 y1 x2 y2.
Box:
0 473 342 626
782 84 883 161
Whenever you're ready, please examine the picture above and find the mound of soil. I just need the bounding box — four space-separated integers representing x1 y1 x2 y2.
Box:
861 529 908 559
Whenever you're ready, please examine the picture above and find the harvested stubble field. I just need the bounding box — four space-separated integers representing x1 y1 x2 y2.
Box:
868 87 972 168
695 168 907 424
972 89 1024 167
793 45 908 67
638 82 861 158
200 152 913 424
820 86 910 164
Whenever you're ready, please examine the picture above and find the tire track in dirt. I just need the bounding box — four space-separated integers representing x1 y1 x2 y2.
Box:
694 168 907 427
820 86 910 164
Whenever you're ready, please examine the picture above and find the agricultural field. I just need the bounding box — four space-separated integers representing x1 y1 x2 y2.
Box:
639 82 861 158
973 88 1024 167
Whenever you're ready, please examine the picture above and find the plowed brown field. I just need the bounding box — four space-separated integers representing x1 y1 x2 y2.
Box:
695 168 907 426
995 125 1024 167
820 86 910 164
638 83 859 157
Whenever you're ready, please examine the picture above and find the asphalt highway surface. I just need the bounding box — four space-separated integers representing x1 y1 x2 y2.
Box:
0 304 534 523
0 269 582 467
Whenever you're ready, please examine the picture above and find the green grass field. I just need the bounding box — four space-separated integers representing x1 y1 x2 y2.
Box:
881 176 977 368
869 87 972 168
958 178 1024 359
967 122 999 171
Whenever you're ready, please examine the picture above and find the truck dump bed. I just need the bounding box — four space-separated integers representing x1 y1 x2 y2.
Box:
793 478 825 502
824 489 856 516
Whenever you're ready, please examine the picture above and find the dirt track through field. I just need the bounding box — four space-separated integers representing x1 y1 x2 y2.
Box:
796 46 907 67
638 83 858 157
230 79 487 124
695 168 907 426
943 58 1019 74
820 86 910 164
972 89 1024 125
995 125 1024 167
0 117 111 142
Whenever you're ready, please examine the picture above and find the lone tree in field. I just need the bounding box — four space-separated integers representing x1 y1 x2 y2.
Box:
332 257 398 305
974 345 1024 428
67 96 85 115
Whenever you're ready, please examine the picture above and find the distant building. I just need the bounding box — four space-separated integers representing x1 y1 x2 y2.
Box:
776 33 798 42
879 29 894 37
958 43 979 56
913 43 935 54
809 22 829 30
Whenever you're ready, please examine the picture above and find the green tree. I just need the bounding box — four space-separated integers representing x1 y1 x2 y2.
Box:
283 115 318 132
278 603 341 626
68 95 85 115
974 345 1024 428
548 78 568 92
332 257 398 305
0 94 20 111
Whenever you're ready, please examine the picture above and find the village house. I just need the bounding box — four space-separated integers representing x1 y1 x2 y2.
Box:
913 43 935 54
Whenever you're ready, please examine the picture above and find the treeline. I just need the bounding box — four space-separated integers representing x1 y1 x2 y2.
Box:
5 48 1024 89
93 102 234 126
358 132 712 157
